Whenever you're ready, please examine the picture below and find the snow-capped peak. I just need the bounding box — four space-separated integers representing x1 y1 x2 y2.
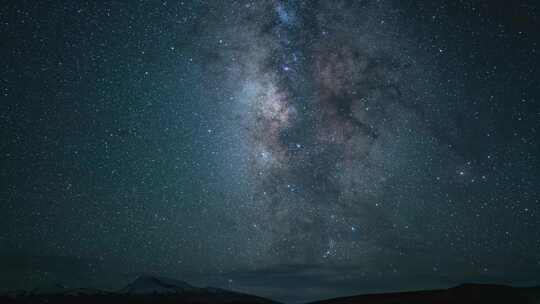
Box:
121 275 198 295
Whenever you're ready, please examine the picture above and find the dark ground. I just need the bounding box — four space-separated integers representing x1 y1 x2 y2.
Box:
2 283 540 304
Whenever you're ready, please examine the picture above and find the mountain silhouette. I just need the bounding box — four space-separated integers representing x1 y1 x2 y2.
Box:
308 283 540 304
2 278 539 304
1 275 280 304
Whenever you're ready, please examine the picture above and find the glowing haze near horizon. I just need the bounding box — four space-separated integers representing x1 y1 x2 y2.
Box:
1 1 540 302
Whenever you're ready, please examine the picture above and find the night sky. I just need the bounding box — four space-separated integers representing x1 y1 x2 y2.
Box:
1 0 539 303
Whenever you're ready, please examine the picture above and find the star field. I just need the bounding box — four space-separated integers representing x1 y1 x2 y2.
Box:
1 1 539 303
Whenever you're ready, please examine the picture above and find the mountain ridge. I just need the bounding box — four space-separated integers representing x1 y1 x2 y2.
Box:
308 283 540 304
2 277 539 304
120 275 198 295
1 275 281 304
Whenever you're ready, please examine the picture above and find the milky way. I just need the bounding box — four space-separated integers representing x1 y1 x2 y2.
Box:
2 0 539 302
205 1 540 283
222 0 431 266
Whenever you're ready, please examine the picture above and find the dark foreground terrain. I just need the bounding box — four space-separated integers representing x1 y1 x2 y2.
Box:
1 277 539 304
310 284 540 304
